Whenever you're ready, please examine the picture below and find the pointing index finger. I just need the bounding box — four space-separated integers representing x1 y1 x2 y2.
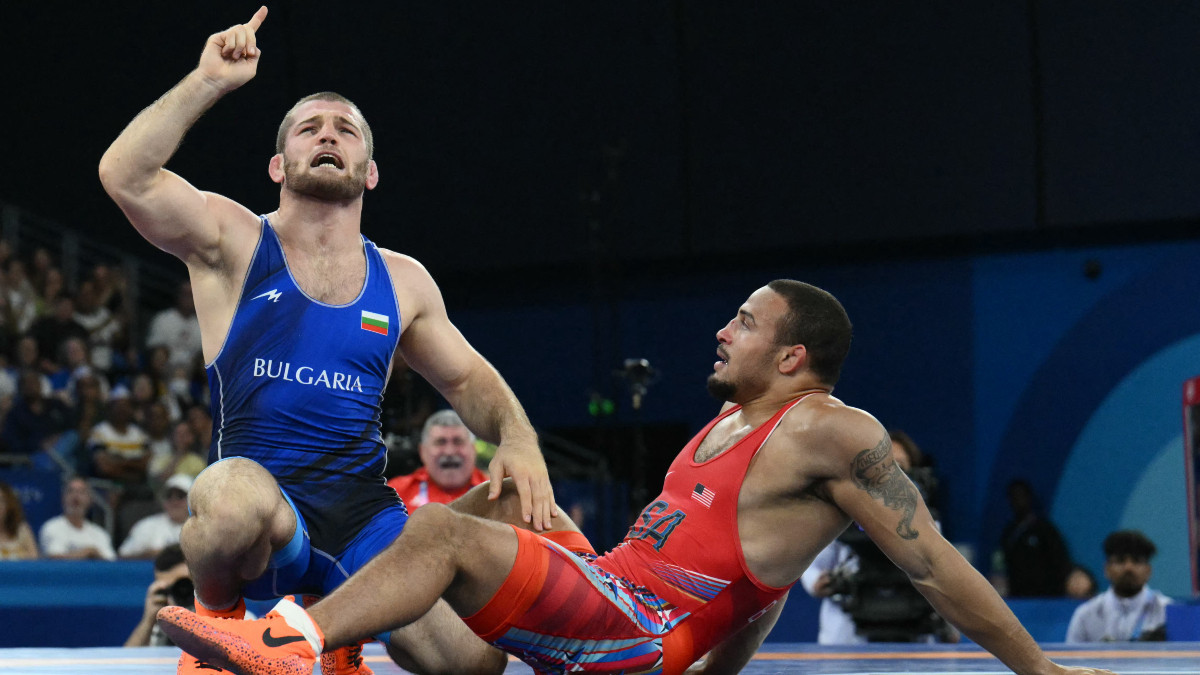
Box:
247 6 268 31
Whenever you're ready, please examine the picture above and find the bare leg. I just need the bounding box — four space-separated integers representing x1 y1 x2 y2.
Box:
451 478 583 537
306 503 518 651
383 600 507 675
181 458 296 609
372 480 580 675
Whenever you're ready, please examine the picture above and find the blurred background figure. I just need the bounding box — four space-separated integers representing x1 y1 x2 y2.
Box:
144 281 201 377
118 473 192 559
387 409 488 509
0 480 38 559
993 479 1073 597
38 476 115 560
800 430 955 644
124 543 192 647
1065 564 1099 601
1066 530 1171 642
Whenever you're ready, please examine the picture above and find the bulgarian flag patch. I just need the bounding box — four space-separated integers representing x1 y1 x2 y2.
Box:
361 310 389 335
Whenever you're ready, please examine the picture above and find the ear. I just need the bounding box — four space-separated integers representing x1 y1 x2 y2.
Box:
365 159 380 191
268 154 285 184
778 344 807 375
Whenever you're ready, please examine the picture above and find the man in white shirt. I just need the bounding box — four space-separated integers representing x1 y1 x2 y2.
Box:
38 476 116 560
119 474 192 559
800 537 862 643
144 281 202 375
1066 530 1171 642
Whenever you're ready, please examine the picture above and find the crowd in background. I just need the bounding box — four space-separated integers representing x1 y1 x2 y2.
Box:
0 239 209 555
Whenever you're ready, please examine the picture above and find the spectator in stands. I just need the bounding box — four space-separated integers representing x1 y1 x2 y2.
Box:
131 372 181 426
28 247 54 297
1065 564 1099 600
148 420 206 492
0 480 38 559
387 410 488 509
88 385 151 497
38 476 116 560
28 293 89 370
184 403 212 451
995 479 1073 597
8 335 52 395
119 473 192 559
1 369 74 471
125 543 192 647
89 263 128 315
144 402 173 485
5 259 40 334
32 266 64 318
74 279 124 372
46 336 90 400
1066 530 1171 642
145 281 202 375
69 370 107 474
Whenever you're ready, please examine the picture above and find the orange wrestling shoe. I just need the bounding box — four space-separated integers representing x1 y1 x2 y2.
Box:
302 596 373 675
177 598 247 673
158 598 322 675
320 639 373 675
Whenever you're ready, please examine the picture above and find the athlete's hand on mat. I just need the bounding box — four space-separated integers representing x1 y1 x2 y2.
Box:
487 437 557 531
1052 666 1118 675
198 6 268 93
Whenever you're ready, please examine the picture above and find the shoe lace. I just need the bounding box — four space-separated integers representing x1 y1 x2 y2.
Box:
347 643 364 670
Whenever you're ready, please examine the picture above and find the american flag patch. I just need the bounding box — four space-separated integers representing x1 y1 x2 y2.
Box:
692 483 715 508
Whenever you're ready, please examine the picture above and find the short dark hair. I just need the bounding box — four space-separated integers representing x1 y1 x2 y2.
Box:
1103 530 1156 561
276 92 374 159
767 280 853 385
888 429 925 467
154 543 186 572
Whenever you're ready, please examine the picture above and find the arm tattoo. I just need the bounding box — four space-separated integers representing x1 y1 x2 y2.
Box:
851 437 920 540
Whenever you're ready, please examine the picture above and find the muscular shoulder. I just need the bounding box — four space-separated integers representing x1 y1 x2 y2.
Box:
189 193 261 270
778 395 888 468
376 248 443 326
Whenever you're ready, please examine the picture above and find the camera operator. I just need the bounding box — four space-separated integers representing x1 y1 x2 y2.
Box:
800 430 955 644
124 543 193 647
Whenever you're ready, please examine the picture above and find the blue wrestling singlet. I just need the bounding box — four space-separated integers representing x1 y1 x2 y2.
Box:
206 217 406 560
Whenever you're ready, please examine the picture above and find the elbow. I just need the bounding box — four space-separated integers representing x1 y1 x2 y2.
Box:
97 148 143 198
97 151 123 195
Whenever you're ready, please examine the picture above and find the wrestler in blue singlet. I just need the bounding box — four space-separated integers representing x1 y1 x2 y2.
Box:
204 216 407 598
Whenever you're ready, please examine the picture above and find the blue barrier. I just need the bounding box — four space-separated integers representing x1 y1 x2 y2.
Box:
0 560 1180 649
0 561 152 647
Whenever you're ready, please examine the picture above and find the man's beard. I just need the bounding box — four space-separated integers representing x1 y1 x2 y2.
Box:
1111 575 1143 598
284 158 369 201
706 373 736 401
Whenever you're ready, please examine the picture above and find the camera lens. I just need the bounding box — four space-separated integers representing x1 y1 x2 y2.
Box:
168 577 195 606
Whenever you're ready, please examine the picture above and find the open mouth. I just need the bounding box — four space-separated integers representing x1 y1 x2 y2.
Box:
311 152 344 169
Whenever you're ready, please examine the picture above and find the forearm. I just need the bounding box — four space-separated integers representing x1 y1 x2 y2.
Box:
99 71 225 195
442 363 535 447
914 552 1054 675
124 615 155 647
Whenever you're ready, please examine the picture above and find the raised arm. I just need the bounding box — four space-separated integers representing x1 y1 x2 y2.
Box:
98 7 268 265
825 411 1112 675
385 252 556 530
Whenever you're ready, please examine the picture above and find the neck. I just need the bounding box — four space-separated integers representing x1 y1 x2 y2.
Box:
733 385 831 425
273 192 364 250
